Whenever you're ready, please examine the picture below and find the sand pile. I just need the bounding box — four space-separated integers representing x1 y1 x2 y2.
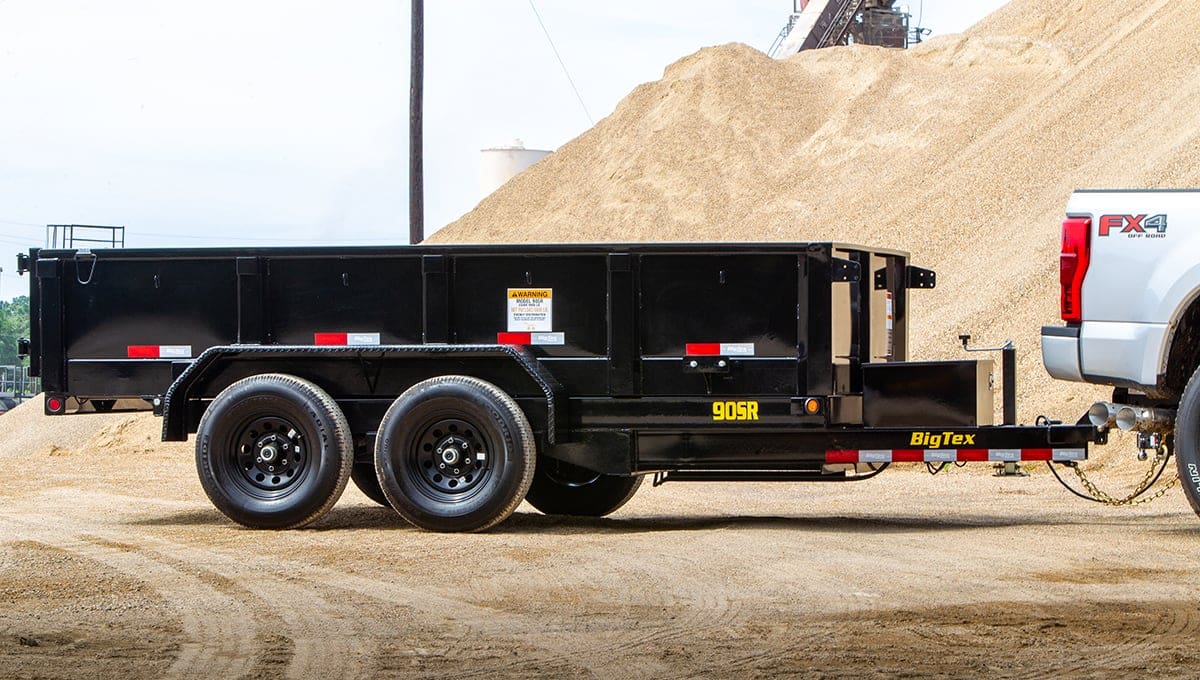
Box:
0 399 112 458
0 398 180 459
434 0 1200 423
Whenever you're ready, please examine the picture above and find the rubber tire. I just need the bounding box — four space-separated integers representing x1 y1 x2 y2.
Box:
196 373 353 529
525 459 643 517
1174 364 1200 516
374 376 536 532
351 461 390 507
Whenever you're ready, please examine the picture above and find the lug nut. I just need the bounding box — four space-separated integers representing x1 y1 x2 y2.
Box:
453 468 460 475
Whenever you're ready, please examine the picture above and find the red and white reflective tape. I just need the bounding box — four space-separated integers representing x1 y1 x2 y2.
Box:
685 343 756 356
497 332 565 346
314 332 381 346
826 448 1086 464
127 345 192 359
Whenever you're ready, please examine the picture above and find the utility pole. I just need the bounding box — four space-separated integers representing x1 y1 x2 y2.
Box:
409 0 425 244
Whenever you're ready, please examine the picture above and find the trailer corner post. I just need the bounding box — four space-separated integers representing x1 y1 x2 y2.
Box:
409 0 424 245
1003 343 1016 426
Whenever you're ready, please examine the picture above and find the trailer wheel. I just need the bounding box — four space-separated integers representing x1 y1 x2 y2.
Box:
350 461 390 507
525 459 643 517
1175 364 1200 516
374 376 535 532
196 374 353 529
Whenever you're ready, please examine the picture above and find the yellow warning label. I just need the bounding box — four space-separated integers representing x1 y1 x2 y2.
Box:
508 289 551 299
507 288 553 332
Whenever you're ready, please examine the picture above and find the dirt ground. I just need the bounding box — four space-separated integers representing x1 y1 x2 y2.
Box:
1 412 1200 679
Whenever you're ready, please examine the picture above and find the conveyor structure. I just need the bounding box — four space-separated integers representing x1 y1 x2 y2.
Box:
769 0 921 57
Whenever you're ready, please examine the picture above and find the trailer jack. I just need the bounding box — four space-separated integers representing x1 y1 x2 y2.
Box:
993 461 1027 477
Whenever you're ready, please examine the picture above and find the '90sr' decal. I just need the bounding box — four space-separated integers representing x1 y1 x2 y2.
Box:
712 401 759 421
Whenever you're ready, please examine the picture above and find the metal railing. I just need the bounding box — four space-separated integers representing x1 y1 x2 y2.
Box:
0 365 39 401
46 224 125 250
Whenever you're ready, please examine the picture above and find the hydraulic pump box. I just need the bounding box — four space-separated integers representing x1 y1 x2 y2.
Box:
861 359 994 427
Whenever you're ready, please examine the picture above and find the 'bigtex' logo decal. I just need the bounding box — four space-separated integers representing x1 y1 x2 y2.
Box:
911 432 976 449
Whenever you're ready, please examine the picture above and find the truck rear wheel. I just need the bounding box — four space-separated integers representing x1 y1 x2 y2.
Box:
350 461 390 507
374 376 536 532
1175 364 1200 516
196 374 353 529
525 459 643 517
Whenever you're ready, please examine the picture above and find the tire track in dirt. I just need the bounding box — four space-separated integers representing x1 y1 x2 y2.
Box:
10 491 578 677
28 485 1200 679
139 535 612 678
34 489 734 678
0 512 258 678
1004 600 1200 680
1 506 375 680
595 551 747 661
134 543 374 680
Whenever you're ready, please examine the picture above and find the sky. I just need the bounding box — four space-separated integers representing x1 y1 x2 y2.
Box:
0 0 1006 299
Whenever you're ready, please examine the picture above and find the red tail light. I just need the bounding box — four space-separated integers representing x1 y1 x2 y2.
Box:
1060 216 1092 322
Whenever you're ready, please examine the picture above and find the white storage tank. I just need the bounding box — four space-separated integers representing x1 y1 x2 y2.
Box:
480 140 551 199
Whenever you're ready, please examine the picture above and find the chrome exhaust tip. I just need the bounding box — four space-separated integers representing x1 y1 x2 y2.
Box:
1088 402 1118 429
1114 405 1175 434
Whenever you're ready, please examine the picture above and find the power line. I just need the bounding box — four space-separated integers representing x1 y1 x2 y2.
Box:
527 0 594 126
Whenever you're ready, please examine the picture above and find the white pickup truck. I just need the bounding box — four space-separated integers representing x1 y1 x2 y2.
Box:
1042 189 1200 512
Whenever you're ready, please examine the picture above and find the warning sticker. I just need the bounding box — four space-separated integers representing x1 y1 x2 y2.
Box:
507 288 553 332
885 292 895 357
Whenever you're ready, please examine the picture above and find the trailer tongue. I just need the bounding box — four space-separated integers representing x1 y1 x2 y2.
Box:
20 241 1103 531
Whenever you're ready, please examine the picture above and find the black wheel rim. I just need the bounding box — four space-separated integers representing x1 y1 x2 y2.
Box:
409 417 494 501
225 415 310 497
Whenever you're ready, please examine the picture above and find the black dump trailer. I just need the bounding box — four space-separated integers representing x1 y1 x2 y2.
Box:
20 242 1099 531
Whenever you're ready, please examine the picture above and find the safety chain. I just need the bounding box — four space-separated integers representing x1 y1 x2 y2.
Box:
1067 446 1179 506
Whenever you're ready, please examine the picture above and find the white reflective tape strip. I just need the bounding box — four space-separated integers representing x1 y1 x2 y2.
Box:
347 333 381 346
1052 448 1086 461
159 345 192 358
531 332 565 345
827 448 1087 465
858 450 892 463
719 343 756 356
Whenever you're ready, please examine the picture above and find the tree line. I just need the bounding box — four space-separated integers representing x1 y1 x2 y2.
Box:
0 296 30 367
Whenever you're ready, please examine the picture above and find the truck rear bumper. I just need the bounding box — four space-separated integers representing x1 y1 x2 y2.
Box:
1041 325 1083 382
1042 321 1167 389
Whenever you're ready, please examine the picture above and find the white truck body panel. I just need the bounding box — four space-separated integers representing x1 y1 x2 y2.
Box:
1043 190 1200 391
1077 320 1168 387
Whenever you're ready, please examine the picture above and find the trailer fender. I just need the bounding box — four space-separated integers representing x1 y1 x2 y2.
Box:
160 344 567 444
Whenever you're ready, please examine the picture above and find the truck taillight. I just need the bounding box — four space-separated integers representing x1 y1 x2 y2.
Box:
1060 216 1092 323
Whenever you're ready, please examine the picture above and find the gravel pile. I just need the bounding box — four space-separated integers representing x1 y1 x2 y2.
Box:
433 0 1200 426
